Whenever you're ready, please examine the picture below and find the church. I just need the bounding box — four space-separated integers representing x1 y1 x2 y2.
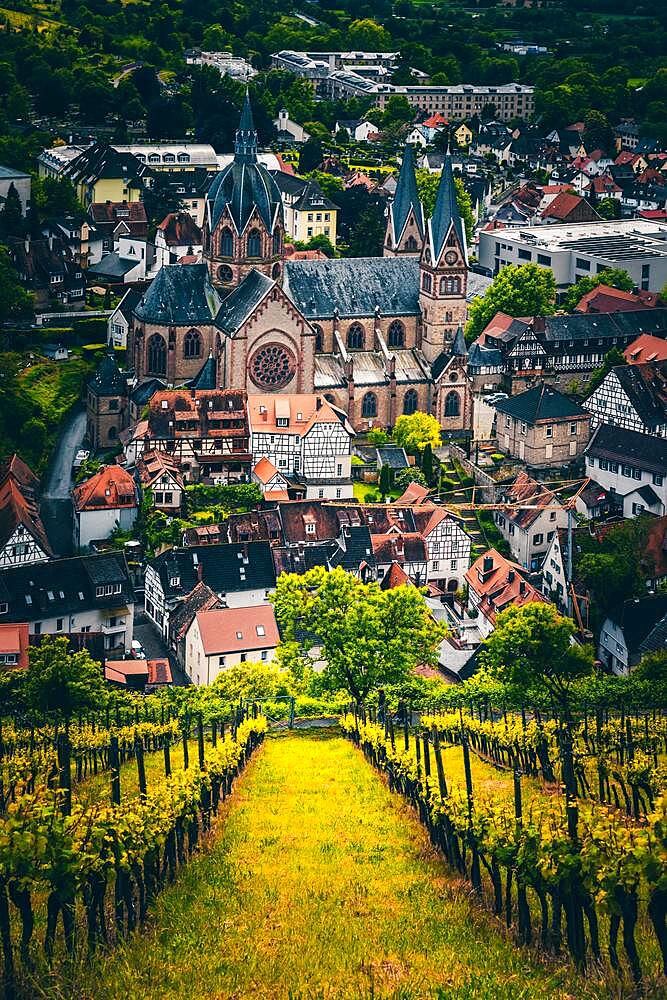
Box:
128 95 476 433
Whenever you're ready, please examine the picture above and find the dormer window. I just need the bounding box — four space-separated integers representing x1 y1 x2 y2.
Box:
0 602 7 614
256 624 265 636
305 523 316 535
236 631 243 639
170 576 180 587
25 595 32 604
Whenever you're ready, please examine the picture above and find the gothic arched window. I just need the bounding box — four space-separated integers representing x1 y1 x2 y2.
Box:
247 229 261 257
444 391 460 417
147 334 167 375
347 323 364 350
272 229 281 255
422 273 432 293
272 262 281 279
361 392 377 418
183 330 201 359
403 389 418 415
220 228 233 257
405 235 418 251
387 320 405 348
442 276 461 295
312 324 323 352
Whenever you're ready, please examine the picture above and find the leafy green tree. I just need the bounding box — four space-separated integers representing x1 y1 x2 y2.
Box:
348 19 392 51
298 137 323 174
561 268 634 312
466 264 556 343
211 661 283 703
633 650 667 684
379 462 393 499
272 566 445 703
31 176 82 221
395 467 427 490
393 411 442 454
596 197 621 221
479 603 594 715
293 234 337 258
24 637 106 726
578 553 643 612
0 245 31 322
0 182 23 237
583 110 614 154
585 346 627 396
367 428 389 446
383 94 413 126
202 24 232 50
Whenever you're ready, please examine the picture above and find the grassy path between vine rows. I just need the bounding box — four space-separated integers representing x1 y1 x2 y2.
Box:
56 731 612 1000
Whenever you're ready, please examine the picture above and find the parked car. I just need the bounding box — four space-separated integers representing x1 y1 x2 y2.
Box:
130 639 146 659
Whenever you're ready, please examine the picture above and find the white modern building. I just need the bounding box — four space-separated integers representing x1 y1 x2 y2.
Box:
478 219 667 292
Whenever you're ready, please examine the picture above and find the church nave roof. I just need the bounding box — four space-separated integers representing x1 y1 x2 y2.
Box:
283 257 421 319
134 263 221 325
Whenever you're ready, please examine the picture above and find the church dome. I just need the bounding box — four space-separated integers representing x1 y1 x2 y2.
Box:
206 94 283 236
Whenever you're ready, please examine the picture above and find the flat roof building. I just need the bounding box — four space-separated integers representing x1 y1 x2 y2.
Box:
479 219 667 292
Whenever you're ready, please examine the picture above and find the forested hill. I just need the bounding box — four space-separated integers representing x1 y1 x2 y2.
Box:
1 0 667 170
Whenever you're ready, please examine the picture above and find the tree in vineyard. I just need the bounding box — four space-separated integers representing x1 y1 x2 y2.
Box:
23 636 107 726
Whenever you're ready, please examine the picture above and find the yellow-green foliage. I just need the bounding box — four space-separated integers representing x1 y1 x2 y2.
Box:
64 733 606 1000
19 357 92 423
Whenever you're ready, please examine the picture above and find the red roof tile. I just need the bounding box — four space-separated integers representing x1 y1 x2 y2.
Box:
72 465 137 511
195 605 280 656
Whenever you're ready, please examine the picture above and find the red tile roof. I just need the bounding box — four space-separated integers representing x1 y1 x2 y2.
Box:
247 394 352 437
395 482 431 505
0 623 29 669
624 334 667 364
371 532 427 564
540 191 597 221
72 465 137 511
195 605 280 656
380 561 412 589
465 548 547 625
575 285 658 314
135 449 184 489
501 471 559 529
156 211 202 246
0 459 51 556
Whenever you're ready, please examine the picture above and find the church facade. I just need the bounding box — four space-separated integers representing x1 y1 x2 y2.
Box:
128 96 474 433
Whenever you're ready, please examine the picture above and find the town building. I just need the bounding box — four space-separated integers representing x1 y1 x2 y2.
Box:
144 541 276 641
373 83 535 121
583 360 667 437
184 604 280 685
271 173 338 245
494 385 590 466
273 108 310 144
59 142 151 207
598 595 667 675
90 201 149 254
0 623 30 671
0 455 51 568
247 394 354 499
7 234 85 308
624 333 667 364
494 472 567 571
576 286 659 314
104 657 173 690
584 424 667 517
123 384 250 483
126 98 480 433
135 449 184 512
252 458 290 500
40 216 103 270
0 164 31 214
185 49 256 81
154 211 203 268
107 287 142 349
86 351 130 451
72 465 138 550
479 218 667 292
465 548 547 637
0 552 135 654
87 233 156 285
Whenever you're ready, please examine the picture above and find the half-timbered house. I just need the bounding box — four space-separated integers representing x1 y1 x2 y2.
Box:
0 455 51 568
583 360 667 437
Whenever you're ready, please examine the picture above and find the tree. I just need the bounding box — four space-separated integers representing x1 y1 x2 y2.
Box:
585 346 627 396
633 650 667 685
395 467 427 490
272 566 445 704
298 137 323 174
367 428 388 446
379 462 393 499
479 603 594 715
596 197 620 221
578 552 643 613
421 442 434 483
210 661 282 703
466 264 556 343
348 19 392 51
383 94 413 126
0 245 32 322
583 110 614 154
23 637 106 726
393 411 442 454
561 268 634 312
0 182 23 237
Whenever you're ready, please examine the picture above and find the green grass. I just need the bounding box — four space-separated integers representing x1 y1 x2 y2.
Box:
353 481 401 502
53 732 610 1000
19 357 92 423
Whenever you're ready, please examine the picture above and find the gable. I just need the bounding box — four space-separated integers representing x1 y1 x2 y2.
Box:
508 327 547 358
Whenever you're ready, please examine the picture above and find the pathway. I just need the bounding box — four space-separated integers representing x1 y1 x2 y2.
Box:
40 406 86 557
64 733 592 1000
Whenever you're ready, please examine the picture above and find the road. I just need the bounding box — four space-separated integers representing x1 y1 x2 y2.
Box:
40 406 87 557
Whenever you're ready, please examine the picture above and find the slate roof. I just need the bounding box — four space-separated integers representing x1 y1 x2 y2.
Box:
495 384 588 423
542 310 667 344
187 352 217 390
88 351 127 397
636 483 662 506
150 541 276 599
291 181 339 213
451 323 467 357
388 144 424 247
376 445 409 469
328 525 375 571
609 594 667 656
587 423 667 476
114 287 142 323
639 613 667 655
468 342 503 368
130 378 165 407
283 257 421 319
0 552 134 621
428 151 466 263
87 253 138 280
215 268 274 336
610 361 667 429
134 263 222 325
206 96 283 234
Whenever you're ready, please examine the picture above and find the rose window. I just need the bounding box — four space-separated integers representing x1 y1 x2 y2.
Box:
249 342 296 390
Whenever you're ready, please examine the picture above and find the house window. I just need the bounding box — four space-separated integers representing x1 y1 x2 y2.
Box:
220 228 233 256
318 489 324 499
569 422 577 435
0 603 6 614
218 656 226 666
147 334 167 375
549 511 557 521
155 492 163 504
240 653 247 662
537 253 551 266
34 622 42 635
261 650 268 661
518 248 531 261
632 503 645 515
520 422 527 434
305 523 316 535
653 473 664 486
247 229 261 257
575 258 591 271
545 425 553 438
422 273 432 293
56 618 63 631
432 561 439 571
533 533 543 545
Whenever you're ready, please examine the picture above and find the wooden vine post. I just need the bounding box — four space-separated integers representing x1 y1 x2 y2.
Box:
461 734 482 895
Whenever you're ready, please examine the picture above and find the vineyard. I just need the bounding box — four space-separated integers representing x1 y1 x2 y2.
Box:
0 689 267 999
341 700 667 993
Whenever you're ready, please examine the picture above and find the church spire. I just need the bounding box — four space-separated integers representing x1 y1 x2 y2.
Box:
389 144 424 248
234 91 258 164
451 322 467 357
428 147 467 265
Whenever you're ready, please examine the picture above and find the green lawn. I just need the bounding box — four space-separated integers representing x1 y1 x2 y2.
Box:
55 732 611 1000
19 357 92 423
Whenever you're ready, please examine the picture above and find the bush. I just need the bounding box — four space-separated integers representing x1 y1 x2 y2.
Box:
490 453 505 462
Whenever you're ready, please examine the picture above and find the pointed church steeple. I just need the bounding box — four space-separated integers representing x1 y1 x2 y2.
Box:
234 91 258 164
428 146 467 265
451 322 467 357
385 144 424 256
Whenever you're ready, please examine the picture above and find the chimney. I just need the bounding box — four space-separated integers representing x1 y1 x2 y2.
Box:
483 555 494 573
197 561 203 582
507 570 515 583
532 315 546 334
519 580 526 595
394 536 404 558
